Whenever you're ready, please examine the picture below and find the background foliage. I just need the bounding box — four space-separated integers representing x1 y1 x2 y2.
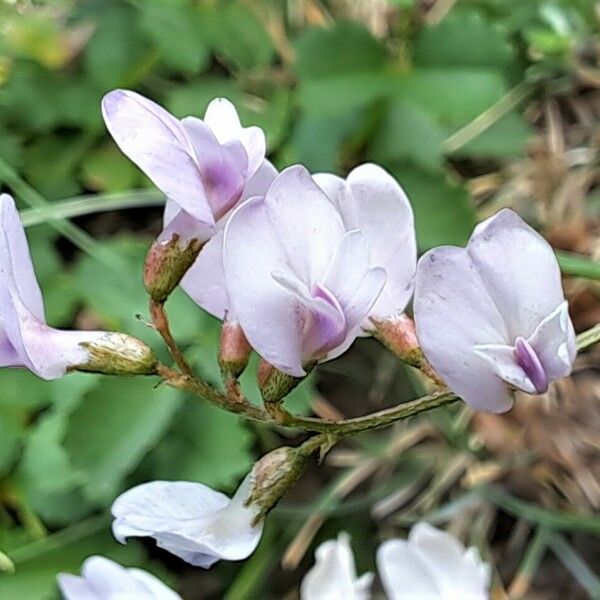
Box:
0 0 599 598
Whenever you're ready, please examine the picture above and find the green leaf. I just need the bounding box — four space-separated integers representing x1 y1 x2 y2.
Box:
63 377 183 505
147 400 254 490
294 21 386 79
370 99 446 170
414 10 515 70
139 2 209 74
204 4 274 71
84 3 148 90
80 144 141 193
391 166 476 250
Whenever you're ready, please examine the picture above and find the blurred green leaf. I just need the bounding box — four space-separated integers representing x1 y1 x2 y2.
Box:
139 2 209 74
294 21 386 79
392 166 476 249
80 145 140 193
148 400 253 490
414 10 515 70
63 377 183 505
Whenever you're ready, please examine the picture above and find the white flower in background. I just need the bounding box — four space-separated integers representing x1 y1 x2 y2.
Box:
301 533 373 600
414 209 576 412
377 522 490 600
111 475 262 568
57 555 180 600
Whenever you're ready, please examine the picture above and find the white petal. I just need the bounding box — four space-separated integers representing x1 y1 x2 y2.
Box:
467 209 565 340
240 160 278 202
473 343 537 394
111 477 262 568
344 164 416 320
301 533 373 600
414 246 513 412
128 568 182 600
377 539 439 599
203 98 266 177
263 166 345 286
80 556 150 597
409 523 490 597
102 90 214 225
180 228 229 320
223 197 306 376
57 574 103 600
527 300 576 381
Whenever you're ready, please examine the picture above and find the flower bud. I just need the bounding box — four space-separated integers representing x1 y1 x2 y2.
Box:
219 319 252 380
257 359 305 405
247 446 308 519
74 333 157 376
143 234 202 303
372 314 421 365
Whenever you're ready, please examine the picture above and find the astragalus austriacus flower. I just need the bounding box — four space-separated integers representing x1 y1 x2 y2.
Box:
300 533 373 600
223 165 388 377
102 90 276 301
0 194 156 379
377 522 490 600
111 474 262 568
414 209 576 413
57 556 180 600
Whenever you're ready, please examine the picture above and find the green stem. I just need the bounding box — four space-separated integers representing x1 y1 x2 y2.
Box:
576 323 600 352
557 250 600 280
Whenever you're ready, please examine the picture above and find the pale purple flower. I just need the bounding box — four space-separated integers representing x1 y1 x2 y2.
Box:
314 163 416 326
223 165 387 376
102 90 273 243
0 194 123 380
111 475 262 568
414 209 576 413
300 533 373 600
377 522 490 600
57 556 180 600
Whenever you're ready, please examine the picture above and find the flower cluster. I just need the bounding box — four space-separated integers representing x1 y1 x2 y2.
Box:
58 523 490 599
0 91 580 598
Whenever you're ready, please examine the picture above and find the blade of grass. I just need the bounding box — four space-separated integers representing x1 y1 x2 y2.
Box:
20 190 165 228
0 156 125 271
557 250 600 280
483 486 600 534
548 533 600 599
508 526 551 599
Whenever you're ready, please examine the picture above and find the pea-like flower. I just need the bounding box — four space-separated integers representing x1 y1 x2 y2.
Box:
300 533 373 600
57 556 180 600
111 475 262 567
102 90 269 235
377 522 490 600
0 194 155 379
223 165 388 376
414 209 576 412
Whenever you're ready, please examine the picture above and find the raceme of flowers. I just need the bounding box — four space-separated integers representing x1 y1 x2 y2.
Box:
57 523 490 599
0 92 577 597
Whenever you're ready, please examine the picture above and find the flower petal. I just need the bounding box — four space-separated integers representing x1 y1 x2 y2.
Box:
128 568 182 600
377 539 439 599
80 556 150 597
467 209 565 339
112 477 262 568
224 197 306 376
181 118 247 220
409 523 490 597
203 98 266 177
264 166 345 286
344 164 416 320
473 343 537 394
301 533 373 600
180 228 229 320
57 574 103 600
102 90 214 225
527 300 576 381
414 246 513 412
